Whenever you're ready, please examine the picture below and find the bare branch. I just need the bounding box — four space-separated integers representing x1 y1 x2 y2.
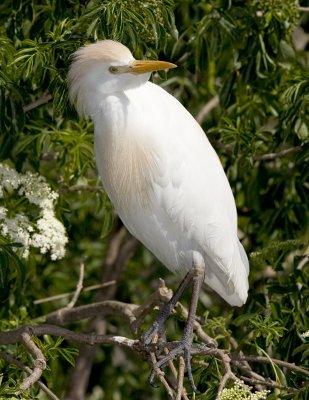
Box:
209 141 302 162
66 258 85 309
253 146 302 161
175 356 185 400
240 375 299 392
230 354 309 377
19 332 46 391
23 94 53 112
33 281 116 305
196 95 220 125
229 336 266 388
45 299 139 325
0 324 139 349
0 352 60 400
216 353 238 397
1 280 307 398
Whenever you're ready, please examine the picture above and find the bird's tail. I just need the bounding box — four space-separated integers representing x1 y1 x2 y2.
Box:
203 240 249 307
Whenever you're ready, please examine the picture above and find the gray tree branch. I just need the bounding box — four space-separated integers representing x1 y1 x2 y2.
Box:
0 287 308 399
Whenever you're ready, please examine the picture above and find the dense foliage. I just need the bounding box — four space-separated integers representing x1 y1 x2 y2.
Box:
0 0 308 399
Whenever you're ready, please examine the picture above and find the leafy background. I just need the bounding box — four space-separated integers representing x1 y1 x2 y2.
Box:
0 0 308 399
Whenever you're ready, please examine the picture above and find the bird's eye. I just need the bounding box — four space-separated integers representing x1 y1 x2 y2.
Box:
109 66 119 74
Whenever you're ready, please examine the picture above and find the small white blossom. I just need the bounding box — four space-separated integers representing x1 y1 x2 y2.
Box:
0 163 68 260
300 331 309 339
218 380 269 400
0 206 7 218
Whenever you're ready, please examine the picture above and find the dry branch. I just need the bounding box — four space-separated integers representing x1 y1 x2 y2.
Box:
23 94 53 112
0 352 60 400
230 353 309 377
196 95 220 125
45 299 139 325
175 356 185 400
33 281 116 305
19 332 47 391
1 284 308 399
253 146 302 161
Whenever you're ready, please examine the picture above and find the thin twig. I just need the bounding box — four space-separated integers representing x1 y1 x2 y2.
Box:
196 95 220 125
300 7 309 12
192 359 209 368
0 324 139 348
19 332 46 391
66 258 85 309
44 299 139 325
175 51 192 65
229 336 266 388
149 335 175 398
240 375 299 392
23 94 53 112
230 354 309 376
210 141 302 162
33 281 116 305
216 352 238 398
253 146 302 161
0 352 60 400
297 255 309 270
175 356 185 400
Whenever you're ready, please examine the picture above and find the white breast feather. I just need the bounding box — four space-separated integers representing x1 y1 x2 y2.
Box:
98 132 159 209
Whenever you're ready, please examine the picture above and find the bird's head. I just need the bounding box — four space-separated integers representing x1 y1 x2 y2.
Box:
68 40 176 116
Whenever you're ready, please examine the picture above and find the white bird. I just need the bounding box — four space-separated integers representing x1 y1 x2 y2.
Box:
68 39 249 389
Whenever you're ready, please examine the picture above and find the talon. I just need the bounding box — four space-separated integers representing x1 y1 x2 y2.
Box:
142 322 159 345
148 340 200 393
184 347 199 393
142 320 167 347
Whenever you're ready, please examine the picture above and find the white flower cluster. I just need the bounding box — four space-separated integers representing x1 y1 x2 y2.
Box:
218 380 269 400
0 163 68 260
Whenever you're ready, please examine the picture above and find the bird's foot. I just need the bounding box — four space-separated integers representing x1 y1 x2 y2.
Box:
141 320 167 347
149 339 206 393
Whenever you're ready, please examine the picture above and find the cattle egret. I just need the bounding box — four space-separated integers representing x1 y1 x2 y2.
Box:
68 40 249 390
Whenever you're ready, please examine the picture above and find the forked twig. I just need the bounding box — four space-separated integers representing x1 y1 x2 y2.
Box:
19 332 46 391
0 352 59 400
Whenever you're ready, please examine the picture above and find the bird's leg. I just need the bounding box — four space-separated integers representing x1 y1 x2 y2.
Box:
180 260 205 391
146 259 205 393
142 268 197 346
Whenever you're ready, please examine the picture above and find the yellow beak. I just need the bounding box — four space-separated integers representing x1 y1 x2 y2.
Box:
128 59 177 74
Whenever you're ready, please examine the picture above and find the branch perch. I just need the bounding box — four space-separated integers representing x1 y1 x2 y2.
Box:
19 332 47 391
0 285 307 399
